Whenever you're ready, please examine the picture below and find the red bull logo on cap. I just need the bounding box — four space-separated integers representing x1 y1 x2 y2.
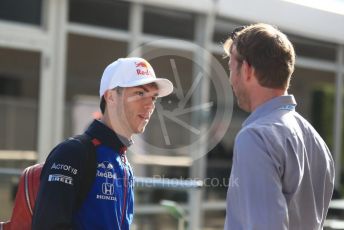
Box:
135 62 148 68
135 61 151 76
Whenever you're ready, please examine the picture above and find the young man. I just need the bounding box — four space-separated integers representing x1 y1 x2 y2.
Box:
32 57 173 229
223 23 335 229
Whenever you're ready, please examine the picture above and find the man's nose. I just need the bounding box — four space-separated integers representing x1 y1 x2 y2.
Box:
144 98 155 110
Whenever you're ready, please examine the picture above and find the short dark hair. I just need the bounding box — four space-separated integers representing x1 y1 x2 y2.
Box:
224 23 295 90
99 87 123 114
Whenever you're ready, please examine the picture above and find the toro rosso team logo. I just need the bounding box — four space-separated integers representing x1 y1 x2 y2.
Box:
135 61 151 76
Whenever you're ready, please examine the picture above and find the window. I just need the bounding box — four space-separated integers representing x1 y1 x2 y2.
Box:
0 0 42 25
0 48 40 150
69 0 129 30
289 35 336 61
143 6 195 40
0 77 21 97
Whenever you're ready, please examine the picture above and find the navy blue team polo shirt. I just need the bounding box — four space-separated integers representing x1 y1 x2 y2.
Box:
32 120 134 230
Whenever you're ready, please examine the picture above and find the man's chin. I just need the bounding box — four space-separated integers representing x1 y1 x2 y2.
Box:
135 126 146 134
237 101 250 112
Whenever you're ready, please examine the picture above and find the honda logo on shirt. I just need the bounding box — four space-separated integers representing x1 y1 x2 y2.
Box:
102 182 114 195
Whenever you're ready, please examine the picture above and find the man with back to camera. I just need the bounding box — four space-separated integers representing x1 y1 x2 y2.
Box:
223 23 335 229
32 57 173 229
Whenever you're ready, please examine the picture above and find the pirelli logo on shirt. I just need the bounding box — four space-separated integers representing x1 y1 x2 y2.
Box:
48 174 73 185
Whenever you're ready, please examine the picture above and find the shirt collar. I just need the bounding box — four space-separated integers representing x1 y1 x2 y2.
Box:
242 95 297 127
85 120 133 151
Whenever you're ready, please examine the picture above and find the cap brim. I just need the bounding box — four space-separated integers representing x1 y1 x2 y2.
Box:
119 78 173 97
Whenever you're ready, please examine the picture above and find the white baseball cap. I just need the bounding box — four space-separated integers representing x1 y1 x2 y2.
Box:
99 57 173 98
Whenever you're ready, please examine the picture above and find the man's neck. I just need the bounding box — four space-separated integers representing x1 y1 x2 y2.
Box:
249 87 287 112
100 116 133 140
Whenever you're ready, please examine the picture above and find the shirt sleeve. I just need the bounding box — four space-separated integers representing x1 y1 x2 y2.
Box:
225 128 288 230
32 139 86 230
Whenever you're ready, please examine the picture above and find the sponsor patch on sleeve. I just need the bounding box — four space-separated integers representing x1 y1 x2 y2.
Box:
51 163 78 175
48 174 74 185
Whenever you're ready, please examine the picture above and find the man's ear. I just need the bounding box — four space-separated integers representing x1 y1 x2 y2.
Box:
104 90 117 106
242 60 253 81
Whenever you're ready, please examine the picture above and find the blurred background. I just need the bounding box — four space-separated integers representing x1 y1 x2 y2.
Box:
0 0 344 229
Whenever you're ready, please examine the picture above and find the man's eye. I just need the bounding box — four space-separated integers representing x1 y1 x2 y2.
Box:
136 91 144 96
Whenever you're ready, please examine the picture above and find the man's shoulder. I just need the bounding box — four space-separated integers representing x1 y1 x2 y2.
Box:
244 110 304 134
239 118 276 137
237 113 292 146
236 125 264 147
46 136 90 163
